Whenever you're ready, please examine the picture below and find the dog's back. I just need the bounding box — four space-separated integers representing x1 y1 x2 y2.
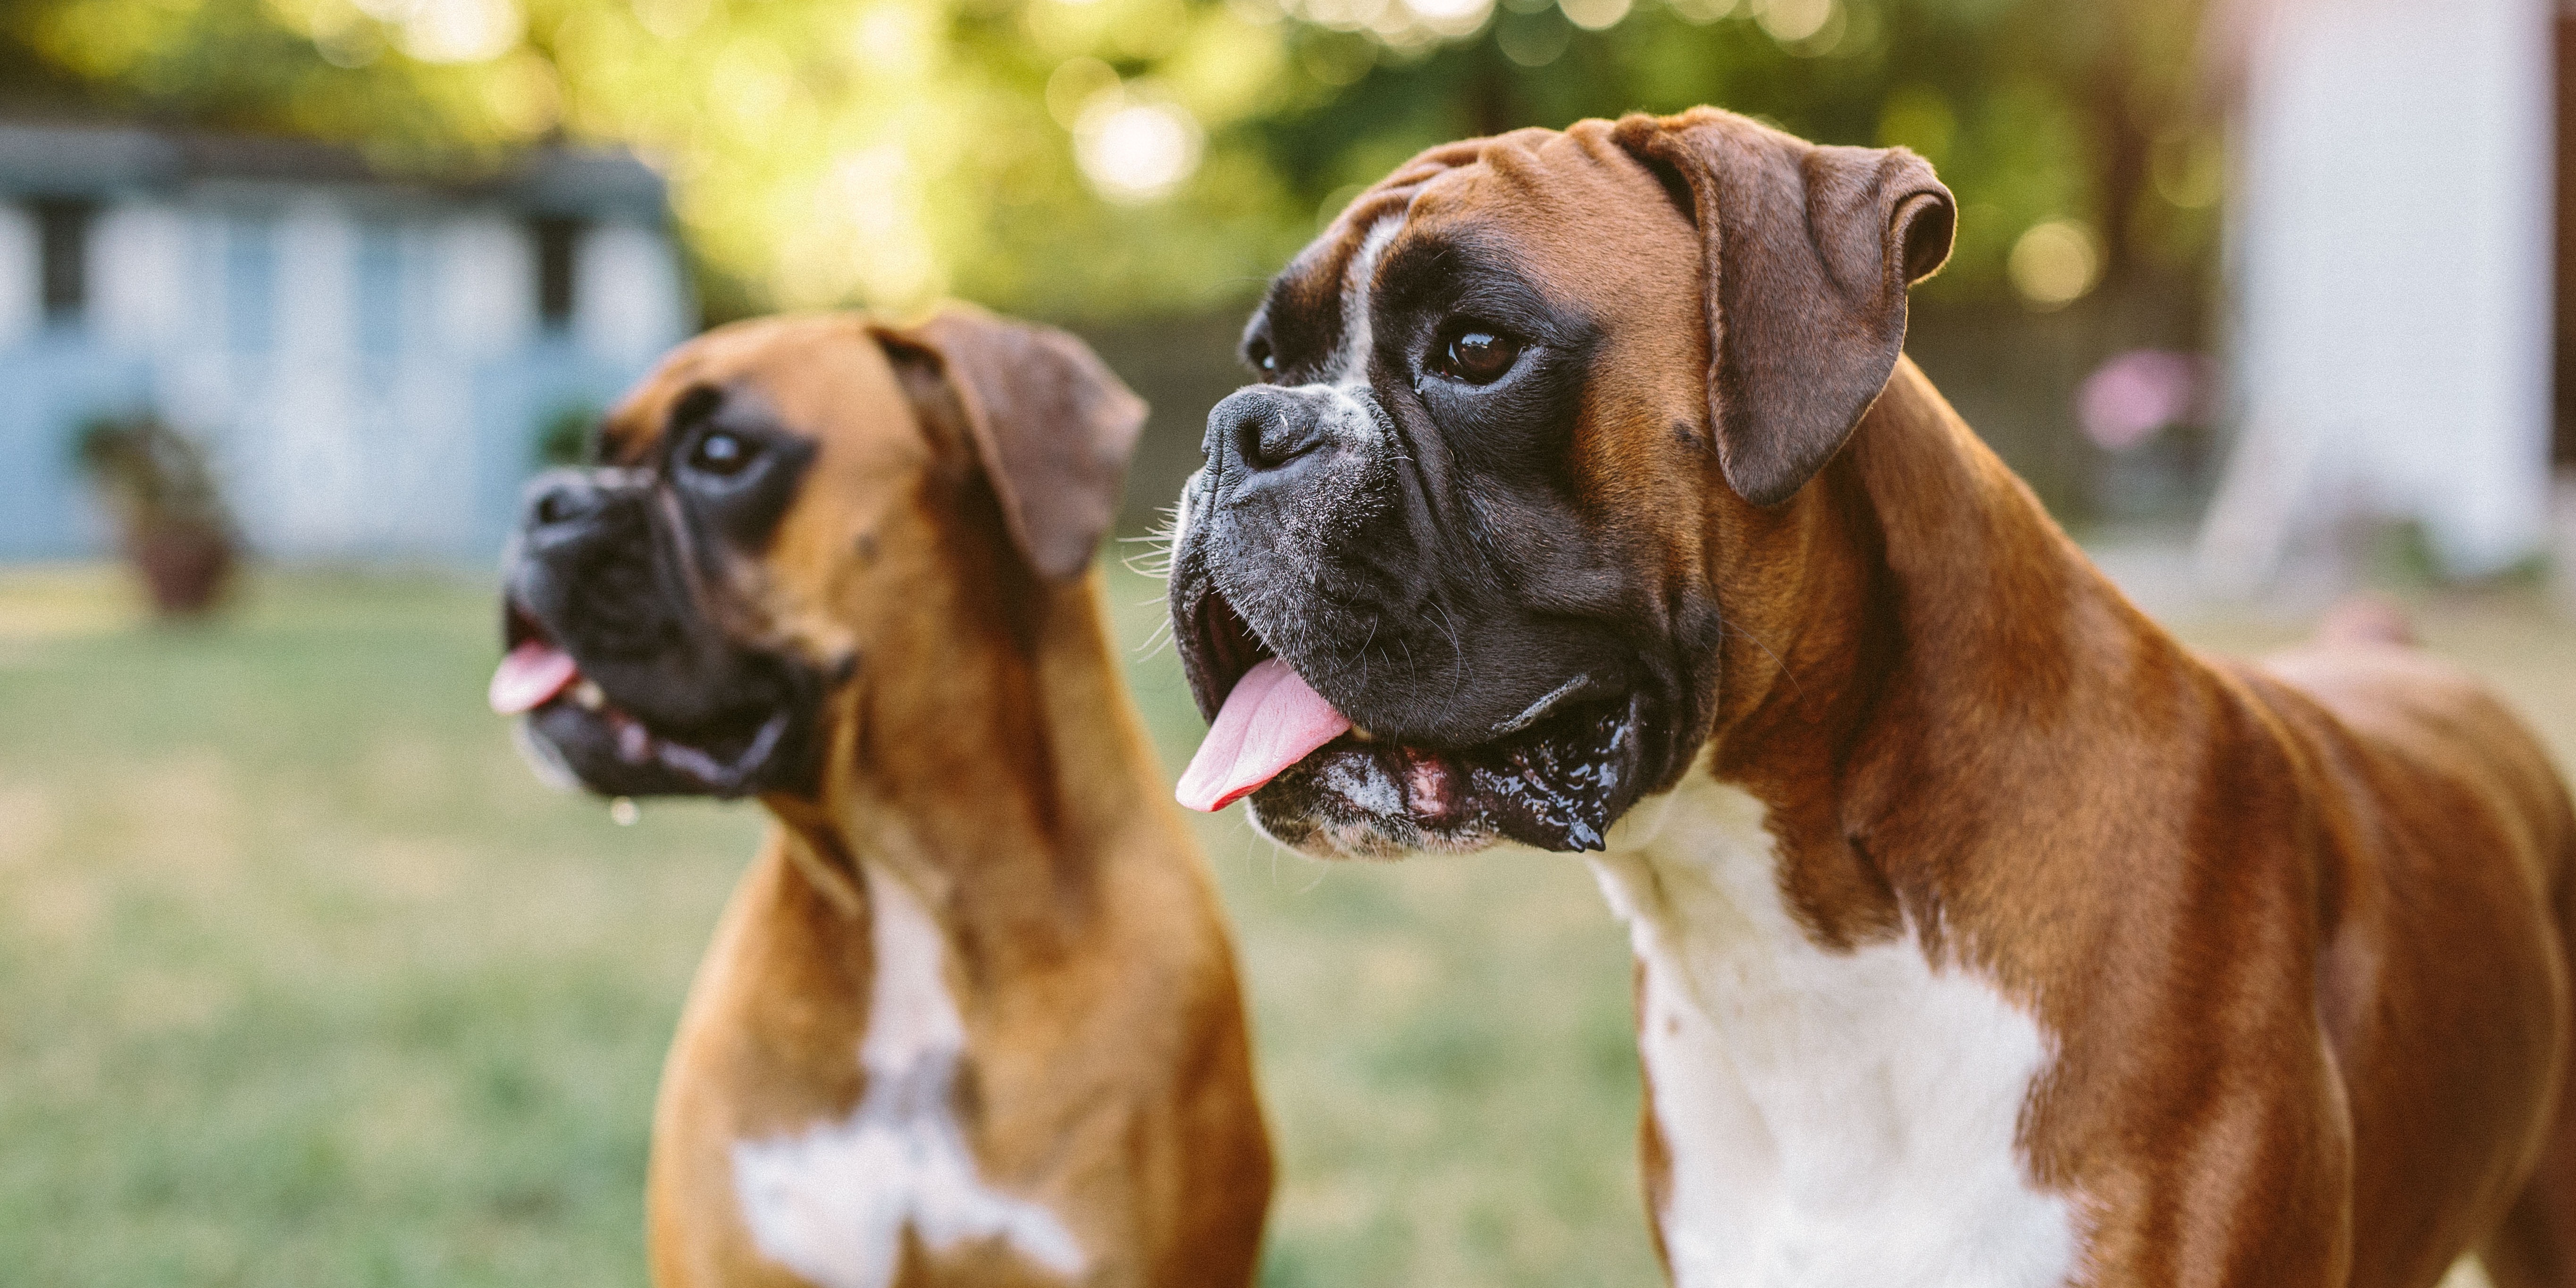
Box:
2240 610 2576 1287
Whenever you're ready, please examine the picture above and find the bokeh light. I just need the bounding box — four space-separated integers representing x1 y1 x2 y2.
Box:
1076 98 1206 203
0 0 2231 331
391 0 523 63
1561 0 1630 33
2009 220 2101 311
1754 0 1832 43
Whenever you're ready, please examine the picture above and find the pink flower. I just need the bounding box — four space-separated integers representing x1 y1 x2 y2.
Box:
2079 350 2209 452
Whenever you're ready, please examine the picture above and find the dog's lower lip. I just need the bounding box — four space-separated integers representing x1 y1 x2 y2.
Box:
1251 693 1646 853
1399 745 1460 819
639 710 792 790
586 701 791 791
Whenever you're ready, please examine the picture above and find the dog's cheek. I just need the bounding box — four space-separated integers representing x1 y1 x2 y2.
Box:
730 495 894 670
762 578 862 681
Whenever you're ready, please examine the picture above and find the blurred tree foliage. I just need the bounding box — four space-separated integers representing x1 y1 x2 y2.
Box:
0 0 2220 322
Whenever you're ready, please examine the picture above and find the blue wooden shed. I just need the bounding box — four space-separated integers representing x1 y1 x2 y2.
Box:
0 121 690 563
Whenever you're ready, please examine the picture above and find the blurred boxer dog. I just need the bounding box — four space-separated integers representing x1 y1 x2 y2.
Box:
495 308 1271 1288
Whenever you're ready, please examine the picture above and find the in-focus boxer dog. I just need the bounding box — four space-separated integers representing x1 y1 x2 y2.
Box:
1164 107 2576 1286
491 308 1272 1287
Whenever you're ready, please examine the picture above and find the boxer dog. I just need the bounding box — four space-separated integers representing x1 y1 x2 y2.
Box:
1166 107 2576 1286
491 308 1272 1287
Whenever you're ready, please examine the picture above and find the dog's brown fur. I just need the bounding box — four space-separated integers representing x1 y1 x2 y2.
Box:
1739 363 2576 1286
1284 109 2576 1284
600 313 1272 1287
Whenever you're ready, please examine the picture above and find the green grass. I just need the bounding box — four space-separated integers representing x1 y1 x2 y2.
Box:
2 562 2571 1288
0 569 759 1286
0 564 1653 1288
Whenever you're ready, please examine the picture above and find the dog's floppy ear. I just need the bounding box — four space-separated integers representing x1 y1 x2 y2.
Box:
1614 109 1955 506
880 304 1148 581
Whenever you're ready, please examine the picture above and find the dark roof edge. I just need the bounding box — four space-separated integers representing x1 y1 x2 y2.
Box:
0 119 668 220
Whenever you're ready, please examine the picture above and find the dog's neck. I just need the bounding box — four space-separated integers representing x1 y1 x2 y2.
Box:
1700 358 2178 947
764 569 1160 961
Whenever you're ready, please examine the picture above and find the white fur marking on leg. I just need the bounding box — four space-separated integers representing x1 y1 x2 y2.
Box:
730 863 1083 1288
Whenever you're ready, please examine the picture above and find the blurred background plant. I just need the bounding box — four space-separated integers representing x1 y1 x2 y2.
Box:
70 412 237 615
0 0 2264 555
532 402 602 467
9 0 2565 574
0 0 2221 326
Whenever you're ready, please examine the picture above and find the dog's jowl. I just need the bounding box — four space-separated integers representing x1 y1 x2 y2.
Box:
1169 107 2576 1288
496 308 1273 1288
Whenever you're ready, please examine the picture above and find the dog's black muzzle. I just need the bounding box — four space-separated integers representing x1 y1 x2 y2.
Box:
498 468 823 800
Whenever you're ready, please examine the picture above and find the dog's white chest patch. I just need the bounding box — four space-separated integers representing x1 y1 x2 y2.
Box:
730 863 1082 1288
1589 779 2084 1288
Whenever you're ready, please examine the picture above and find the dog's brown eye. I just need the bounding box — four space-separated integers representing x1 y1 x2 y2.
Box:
1246 338 1278 378
1436 330 1520 385
688 430 757 477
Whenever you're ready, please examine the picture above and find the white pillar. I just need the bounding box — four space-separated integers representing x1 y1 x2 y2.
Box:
0 203 35 347
2203 0 2556 584
575 219 688 368
438 212 535 358
268 196 361 556
91 201 186 351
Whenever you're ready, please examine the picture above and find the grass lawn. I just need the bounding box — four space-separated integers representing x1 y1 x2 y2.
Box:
1 560 2570 1287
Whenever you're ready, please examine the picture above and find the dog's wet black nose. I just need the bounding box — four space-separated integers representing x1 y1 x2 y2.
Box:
523 470 610 533
1211 387 1326 477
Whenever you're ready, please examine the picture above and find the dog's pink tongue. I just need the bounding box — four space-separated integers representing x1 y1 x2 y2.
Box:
489 642 580 715
1176 658 1353 812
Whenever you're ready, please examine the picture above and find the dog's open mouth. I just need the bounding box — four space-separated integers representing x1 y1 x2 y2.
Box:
1175 592 1646 853
493 602 794 797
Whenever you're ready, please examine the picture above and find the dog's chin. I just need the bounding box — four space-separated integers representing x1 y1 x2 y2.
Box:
517 697 808 799
501 601 821 801
1238 694 1651 859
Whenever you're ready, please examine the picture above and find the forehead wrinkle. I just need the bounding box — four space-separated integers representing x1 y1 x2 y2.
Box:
1451 155 1605 242
1421 154 1687 321
758 335 893 434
